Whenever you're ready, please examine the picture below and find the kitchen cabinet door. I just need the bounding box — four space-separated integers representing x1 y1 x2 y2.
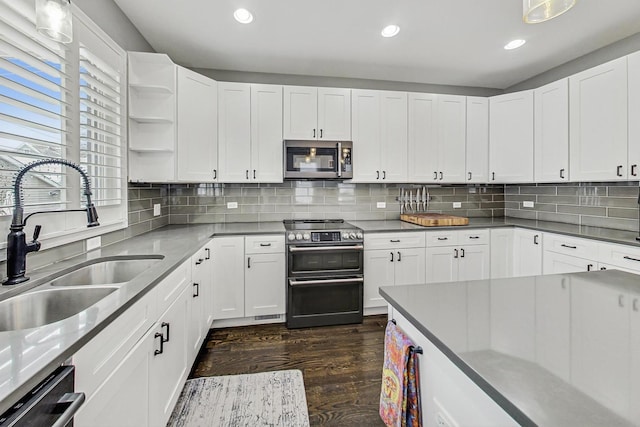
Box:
437 95 466 183
245 253 285 317
188 248 207 363
513 229 542 277
251 84 283 182
628 51 640 179
394 247 426 286
352 89 382 182
363 249 396 308
490 228 513 279
148 286 189 427
489 90 534 183
571 280 630 418
534 79 569 183
569 57 628 181
283 85 317 140
380 91 408 182
466 97 489 183
218 82 251 182
212 236 245 319
426 247 457 283
317 87 351 140
542 251 595 274
630 289 640 422
457 245 489 281
176 66 218 182
408 92 438 182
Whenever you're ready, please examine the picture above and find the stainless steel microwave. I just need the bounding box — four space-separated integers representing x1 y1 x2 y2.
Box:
284 140 353 179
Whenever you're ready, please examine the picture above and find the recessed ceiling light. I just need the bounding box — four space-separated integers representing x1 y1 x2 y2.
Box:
234 8 254 24
504 39 526 50
381 25 400 38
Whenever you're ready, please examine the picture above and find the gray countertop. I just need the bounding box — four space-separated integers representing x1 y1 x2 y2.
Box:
380 270 640 427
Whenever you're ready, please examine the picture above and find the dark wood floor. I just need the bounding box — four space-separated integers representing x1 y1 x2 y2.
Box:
191 315 388 427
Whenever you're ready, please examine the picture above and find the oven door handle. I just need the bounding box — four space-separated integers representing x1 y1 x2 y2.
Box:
289 245 364 252
289 277 364 286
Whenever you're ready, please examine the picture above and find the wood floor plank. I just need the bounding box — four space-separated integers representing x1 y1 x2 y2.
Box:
191 315 388 426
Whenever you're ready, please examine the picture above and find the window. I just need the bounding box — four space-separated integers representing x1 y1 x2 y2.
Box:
0 0 127 251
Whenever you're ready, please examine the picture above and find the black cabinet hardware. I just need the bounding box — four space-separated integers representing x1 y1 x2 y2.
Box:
195 258 203 265
437 237 448 241
161 322 170 342
534 235 539 245
154 332 164 356
390 239 400 243
320 129 323 138
376 171 380 180
245 170 249 179
247 257 251 268
460 248 465 258
439 171 443 180
468 172 472 180
561 244 577 249
193 282 199 297
623 255 640 262
397 251 401 262
632 164 638 176
454 249 459 258
492 172 495 181
313 129 316 138
617 165 623 177
382 170 386 179
253 169 256 179
560 168 565 179
260 243 272 247
213 169 217 180
587 264 593 271
434 171 438 180
390 252 394 262
205 248 210 259
469 236 480 240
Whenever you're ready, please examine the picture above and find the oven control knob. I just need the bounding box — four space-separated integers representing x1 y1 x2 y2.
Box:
356 232 363 239
303 233 310 240
288 233 296 241
349 232 356 239
295 233 303 241
342 232 350 240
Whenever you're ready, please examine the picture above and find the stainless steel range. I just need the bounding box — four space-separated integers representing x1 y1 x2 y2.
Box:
283 219 364 328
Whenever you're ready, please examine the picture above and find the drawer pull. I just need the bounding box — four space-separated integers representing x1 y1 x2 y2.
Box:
623 255 640 262
468 236 480 240
437 237 448 241
560 244 577 249
259 243 272 247
390 239 401 243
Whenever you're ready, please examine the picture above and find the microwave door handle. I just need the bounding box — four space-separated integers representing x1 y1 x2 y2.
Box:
337 142 342 178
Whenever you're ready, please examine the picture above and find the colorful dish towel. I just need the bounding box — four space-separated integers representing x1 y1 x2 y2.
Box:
380 320 422 427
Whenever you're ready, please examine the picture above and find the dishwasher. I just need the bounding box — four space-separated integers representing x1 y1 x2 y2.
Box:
0 366 85 426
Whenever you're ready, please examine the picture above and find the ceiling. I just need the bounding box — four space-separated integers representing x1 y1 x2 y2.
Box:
113 0 640 89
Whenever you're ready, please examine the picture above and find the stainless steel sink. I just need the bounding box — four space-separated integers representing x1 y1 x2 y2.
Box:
0 287 117 331
49 256 163 287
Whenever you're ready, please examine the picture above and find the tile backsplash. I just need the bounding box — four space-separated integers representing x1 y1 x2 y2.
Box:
505 182 640 231
167 182 506 224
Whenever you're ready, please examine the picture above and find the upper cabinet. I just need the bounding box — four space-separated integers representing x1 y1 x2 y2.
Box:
466 97 489 183
628 51 640 179
569 57 628 181
489 90 534 183
352 90 408 182
218 83 283 183
283 86 351 140
534 79 569 183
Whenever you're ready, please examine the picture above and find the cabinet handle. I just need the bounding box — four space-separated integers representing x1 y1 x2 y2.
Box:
390 252 394 262
454 249 459 258
260 243 272 247
469 236 480 240
195 259 203 265
560 168 565 179
313 129 316 138
617 165 623 177
247 257 251 269
390 239 400 243
587 264 593 271
213 169 217 180
193 282 199 297
460 248 465 258
439 171 443 180
600 266 607 270
623 255 640 262
434 171 438 180
468 172 472 181
205 248 210 260
377 170 380 180
633 298 639 312
320 129 323 138
437 237 448 241
246 170 249 180
560 244 577 249
534 235 539 245
491 172 495 181
383 170 386 179
253 169 256 179
619 295 625 308
154 332 164 356
161 322 170 343
632 164 638 177
397 251 401 262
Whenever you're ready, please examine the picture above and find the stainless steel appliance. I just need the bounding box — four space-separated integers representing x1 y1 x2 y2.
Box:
284 140 353 180
284 219 364 328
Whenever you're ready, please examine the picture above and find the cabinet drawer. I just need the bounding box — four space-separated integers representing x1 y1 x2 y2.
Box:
458 229 489 245
598 242 640 273
364 232 425 250
543 233 599 260
426 231 458 247
156 260 191 316
245 235 285 254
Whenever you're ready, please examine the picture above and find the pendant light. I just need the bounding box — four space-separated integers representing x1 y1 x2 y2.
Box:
36 0 73 44
523 0 577 24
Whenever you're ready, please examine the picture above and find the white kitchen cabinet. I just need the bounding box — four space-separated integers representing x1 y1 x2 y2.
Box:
363 250 396 308
466 96 489 183
251 84 284 182
426 230 490 283
245 235 285 317
352 90 407 182
457 245 490 281
212 236 245 319
630 289 640 422
188 242 213 362
542 251 597 274
490 228 513 279
176 66 218 182
628 51 640 179
569 57 628 181
534 78 569 183
426 246 457 283
408 93 466 183
489 90 534 183
513 228 542 277
283 86 350 140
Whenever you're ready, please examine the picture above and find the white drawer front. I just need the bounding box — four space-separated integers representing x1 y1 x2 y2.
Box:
543 233 599 260
245 235 285 254
598 242 640 273
156 260 190 316
364 232 426 250
459 229 489 245
426 231 459 247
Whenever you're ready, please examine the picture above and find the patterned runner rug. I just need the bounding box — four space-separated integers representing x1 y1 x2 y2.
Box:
167 370 310 427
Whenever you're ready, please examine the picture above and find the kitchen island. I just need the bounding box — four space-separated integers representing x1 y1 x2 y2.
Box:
380 270 640 427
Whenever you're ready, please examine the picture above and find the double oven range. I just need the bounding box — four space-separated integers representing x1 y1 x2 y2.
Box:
284 220 364 328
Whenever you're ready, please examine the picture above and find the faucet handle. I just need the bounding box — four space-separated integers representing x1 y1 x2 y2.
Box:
32 225 41 241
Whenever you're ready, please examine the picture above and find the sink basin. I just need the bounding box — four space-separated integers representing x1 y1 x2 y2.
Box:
0 287 117 331
49 256 163 287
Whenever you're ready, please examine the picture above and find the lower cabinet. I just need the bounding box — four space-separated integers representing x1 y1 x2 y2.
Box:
513 228 542 277
212 236 245 319
542 251 597 274
426 241 489 283
245 253 285 317
188 242 213 362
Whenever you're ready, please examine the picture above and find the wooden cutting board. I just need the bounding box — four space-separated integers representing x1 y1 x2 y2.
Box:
400 213 469 227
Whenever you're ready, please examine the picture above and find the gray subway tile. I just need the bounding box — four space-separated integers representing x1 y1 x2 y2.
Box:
537 195 579 205
607 208 639 220
518 186 556 195
537 212 579 225
581 215 637 232
607 186 639 197
505 209 537 220
557 205 606 216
